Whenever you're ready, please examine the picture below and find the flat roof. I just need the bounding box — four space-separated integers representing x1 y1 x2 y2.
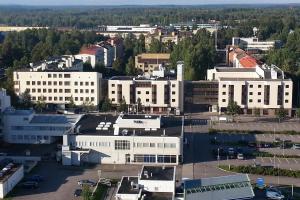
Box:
219 77 291 82
140 166 175 181
117 176 140 194
110 76 176 81
74 114 182 137
0 159 22 183
30 114 82 125
121 114 160 120
137 53 170 60
184 174 254 200
215 67 256 72
143 191 173 200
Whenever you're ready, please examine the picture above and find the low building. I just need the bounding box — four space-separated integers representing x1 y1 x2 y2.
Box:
13 70 102 107
62 114 184 166
232 37 280 52
108 62 184 114
116 166 176 200
75 45 104 68
2 108 82 144
0 159 24 198
183 174 254 200
135 53 171 76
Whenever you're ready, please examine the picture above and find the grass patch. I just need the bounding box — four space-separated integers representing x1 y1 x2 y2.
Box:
219 165 300 178
92 184 108 200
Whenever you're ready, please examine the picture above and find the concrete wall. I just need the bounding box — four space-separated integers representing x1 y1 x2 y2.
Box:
0 165 24 198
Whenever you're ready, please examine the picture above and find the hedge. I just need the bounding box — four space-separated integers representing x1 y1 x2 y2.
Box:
208 128 300 135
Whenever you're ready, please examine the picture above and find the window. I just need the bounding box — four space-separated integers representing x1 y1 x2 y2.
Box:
91 89 94 93
91 97 95 101
146 99 149 102
53 74 57 78
48 97 52 101
285 92 289 96
65 89 71 93
64 81 70 86
80 89 83 93
80 82 83 86
150 143 155 147
157 143 164 148
286 85 290 88
285 100 289 103
32 96 36 100
80 97 84 101
59 81 63 86
222 92 226 95
146 91 149 94
112 98 115 102
43 81 46 85
137 91 141 94
59 89 63 93
222 84 226 88
249 85 253 88
54 89 57 93
54 97 57 101
37 81 41 85
115 140 130 150
48 81 52 86
91 82 94 86
258 99 261 103
59 74 62 78
143 143 149 147
85 97 89 101
112 91 115 94
48 74 52 78
85 82 89 86
157 155 176 163
172 99 175 102
75 82 78 86
32 81 36 85
75 89 78 93
26 81 30 85
134 154 155 163
38 89 41 93
258 85 262 88
249 99 253 103
43 89 46 93
111 84 115 87
64 74 71 78
85 89 89 93
32 89 36 93
54 81 57 86
258 92 261 95
172 91 176 95
222 99 226 102
249 92 253 95
75 97 78 101
59 97 63 101
172 84 175 88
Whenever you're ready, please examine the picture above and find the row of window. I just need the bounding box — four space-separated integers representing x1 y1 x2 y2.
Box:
11 135 49 141
111 84 177 88
133 154 177 163
47 74 70 78
31 96 95 102
11 126 69 131
222 92 289 96
25 81 95 86
222 84 290 89
133 142 176 148
26 88 95 94
73 141 111 147
222 99 289 103
111 98 176 103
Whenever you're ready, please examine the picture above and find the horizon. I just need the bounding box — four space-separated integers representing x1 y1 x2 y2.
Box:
0 0 300 6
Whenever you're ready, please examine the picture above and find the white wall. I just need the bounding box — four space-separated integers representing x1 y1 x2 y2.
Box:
0 165 24 198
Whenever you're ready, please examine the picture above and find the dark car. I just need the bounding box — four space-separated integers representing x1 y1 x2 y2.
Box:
74 189 82 197
78 180 97 187
22 181 38 189
26 175 44 182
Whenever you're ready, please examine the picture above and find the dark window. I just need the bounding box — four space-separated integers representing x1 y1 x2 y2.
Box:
64 74 71 78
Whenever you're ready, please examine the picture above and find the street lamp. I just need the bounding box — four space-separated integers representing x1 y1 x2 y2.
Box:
217 148 220 167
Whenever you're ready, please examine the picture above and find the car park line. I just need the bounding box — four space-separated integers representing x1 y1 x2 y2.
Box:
285 158 289 164
268 157 273 163
277 158 281 164
293 158 298 164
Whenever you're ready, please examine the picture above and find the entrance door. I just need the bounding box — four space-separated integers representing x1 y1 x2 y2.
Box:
125 154 130 163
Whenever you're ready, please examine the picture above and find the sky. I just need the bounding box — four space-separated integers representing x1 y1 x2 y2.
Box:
0 0 300 6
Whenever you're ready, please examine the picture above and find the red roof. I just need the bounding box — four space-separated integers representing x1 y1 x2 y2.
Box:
79 45 100 55
239 56 258 68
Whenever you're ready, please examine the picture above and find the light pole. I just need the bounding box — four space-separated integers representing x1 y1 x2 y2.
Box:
217 148 220 167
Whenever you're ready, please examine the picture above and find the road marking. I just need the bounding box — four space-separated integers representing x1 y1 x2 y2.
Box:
285 158 290 164
277 158 282 164
269 157 273 163
293 158 298 164
262 134 265 138
260 157 264 163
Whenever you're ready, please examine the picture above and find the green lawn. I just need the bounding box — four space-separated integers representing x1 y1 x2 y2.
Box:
92 184 108 200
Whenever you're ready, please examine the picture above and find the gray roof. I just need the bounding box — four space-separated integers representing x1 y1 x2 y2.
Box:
184 174 254 200
215 67 256 73
140 166 175 181
117 176 140 194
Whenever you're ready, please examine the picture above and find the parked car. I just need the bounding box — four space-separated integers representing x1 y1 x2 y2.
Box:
22 181 38 189
78 180 97 187
266 187 284 200
228 148 235 158
237 153 244 160
26 175 44 182
74 189 82 197
292 144 300 150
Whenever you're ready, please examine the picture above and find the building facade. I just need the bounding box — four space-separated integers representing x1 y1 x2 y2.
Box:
232 37 280 51
108 63 184 114
62 114 184 166
13 71 102 107
135 53 171 76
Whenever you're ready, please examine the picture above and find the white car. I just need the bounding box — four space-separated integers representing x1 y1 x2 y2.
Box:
237 153 244 160
292 144 300 150
266 187 284 200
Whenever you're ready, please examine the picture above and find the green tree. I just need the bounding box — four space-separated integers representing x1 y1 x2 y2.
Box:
19 89 32 109
276 107 287 123
35 96 46 113
118 97 127 113
68 96 76 109
82 101 95 113
83 62 93 72
226 100 241 116
136 97 142 113
101 98 112 112
296 108 300 119
149 38 163 53
125 56 136 75
112 58 123 74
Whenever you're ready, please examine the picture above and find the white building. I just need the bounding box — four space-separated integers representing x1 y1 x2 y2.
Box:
2 108 82 144
232 37 279 51
75 45 104 68
116 166 176 200
96 42 115 67
97 24 157 37
108 62 184 114
62 114 184 166
13 71 102 107
207 65 293 115
0 160 24 199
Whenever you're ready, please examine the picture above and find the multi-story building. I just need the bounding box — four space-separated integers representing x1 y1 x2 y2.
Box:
2 108 82 144
116 166 176 200
62 114 184 166
96 42 115 67
135 53 171 76
13 70 102 107
108 62 184 114
75 45 104 68
106 37 124 61
232 37 280 52
207 64 293 115
97 24 157 37
0 89 11 138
